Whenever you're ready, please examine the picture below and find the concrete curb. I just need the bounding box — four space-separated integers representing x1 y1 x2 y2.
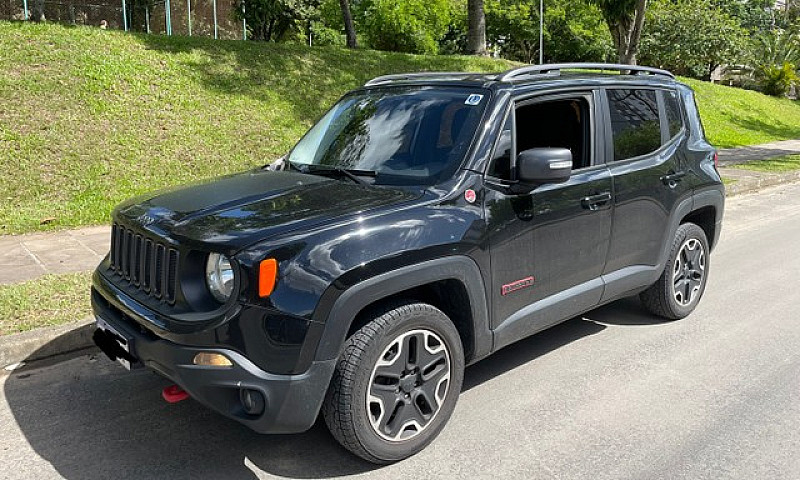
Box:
0 318 95 368
724 169 800 197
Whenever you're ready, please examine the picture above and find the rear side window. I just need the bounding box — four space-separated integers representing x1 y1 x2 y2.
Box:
663 90 684 139
607 89 661 161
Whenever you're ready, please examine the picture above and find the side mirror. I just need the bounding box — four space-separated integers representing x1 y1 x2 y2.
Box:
517 148 573 185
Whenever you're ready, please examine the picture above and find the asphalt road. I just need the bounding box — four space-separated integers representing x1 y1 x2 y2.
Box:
2 183 800 480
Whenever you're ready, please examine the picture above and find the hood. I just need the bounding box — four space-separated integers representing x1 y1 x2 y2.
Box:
115 169 421 251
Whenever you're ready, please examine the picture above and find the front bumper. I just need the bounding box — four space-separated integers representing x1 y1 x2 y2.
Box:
91 275 335 434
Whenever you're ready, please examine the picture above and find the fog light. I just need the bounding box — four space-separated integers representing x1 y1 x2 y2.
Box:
240 388 266 416
192 352 233 367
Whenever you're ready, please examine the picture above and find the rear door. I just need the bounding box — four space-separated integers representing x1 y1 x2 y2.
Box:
600 87 691 299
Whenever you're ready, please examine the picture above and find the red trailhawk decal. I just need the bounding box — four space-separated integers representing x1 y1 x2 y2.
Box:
501 276 535 296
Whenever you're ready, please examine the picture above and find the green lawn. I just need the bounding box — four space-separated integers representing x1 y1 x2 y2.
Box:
0 22 512 234
0 272 92 335
2 21 800 235
683 79 800 149
731 154 800 173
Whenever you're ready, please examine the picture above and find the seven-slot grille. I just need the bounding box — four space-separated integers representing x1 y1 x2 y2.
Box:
109 223 179 304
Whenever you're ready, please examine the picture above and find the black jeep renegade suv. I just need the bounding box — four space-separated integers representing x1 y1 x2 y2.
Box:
92 63 724 463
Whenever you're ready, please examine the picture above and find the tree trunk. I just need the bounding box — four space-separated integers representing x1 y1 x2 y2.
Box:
608 20 631 63
31 0 45 21
339 0 357 49
623 0 647 64
467 0 486 55
606 0 647 65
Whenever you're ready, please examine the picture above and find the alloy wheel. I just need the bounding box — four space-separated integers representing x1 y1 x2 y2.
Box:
366 329 451 442
672 238 706 306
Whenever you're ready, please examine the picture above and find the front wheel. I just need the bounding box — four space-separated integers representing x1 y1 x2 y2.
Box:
322 302 464 464
640 222 710 320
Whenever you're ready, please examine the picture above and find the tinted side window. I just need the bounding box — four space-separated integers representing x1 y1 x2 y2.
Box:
664 90 684 138
607 89 661 161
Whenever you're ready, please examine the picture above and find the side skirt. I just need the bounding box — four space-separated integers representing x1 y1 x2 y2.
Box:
491 265 660 352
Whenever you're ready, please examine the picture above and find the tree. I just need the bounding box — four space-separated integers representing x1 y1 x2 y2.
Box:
712 0 774 34
468 0 487 54
359 0 453 54
485 0 612 63
339 0 357 48
751 29 800 96
590 0 648 64
753 29 800 68
240 0 316 41
639 0 748 79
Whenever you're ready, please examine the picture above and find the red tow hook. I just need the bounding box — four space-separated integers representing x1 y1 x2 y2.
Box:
162 384 190 404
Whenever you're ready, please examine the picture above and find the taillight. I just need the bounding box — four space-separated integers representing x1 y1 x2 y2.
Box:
713 151 719 168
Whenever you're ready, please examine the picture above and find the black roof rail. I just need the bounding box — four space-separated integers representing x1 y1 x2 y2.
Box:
498 63 675 82
364 72 480 86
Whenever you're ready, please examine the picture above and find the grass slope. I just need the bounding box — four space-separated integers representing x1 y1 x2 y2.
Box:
683 78 800 149
1 21 799 234
0 22 512 234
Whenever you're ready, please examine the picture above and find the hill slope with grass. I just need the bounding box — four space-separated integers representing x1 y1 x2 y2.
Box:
0 22 512 234
682 78 800 148
2 21 800 234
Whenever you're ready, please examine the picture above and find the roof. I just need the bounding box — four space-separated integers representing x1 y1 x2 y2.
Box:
363 63 677 90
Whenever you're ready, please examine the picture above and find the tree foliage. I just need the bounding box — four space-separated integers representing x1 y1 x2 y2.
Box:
712 0 775 34
485 0 612 63
750 29 800 96
639 0 748 79
357 0 454 54
753 28 800 67
239 0 318 42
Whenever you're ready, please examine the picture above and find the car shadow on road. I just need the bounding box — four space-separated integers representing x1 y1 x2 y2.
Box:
3 297 658 479
583 296 676 326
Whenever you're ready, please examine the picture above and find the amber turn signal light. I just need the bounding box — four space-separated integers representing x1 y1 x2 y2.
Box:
193 352 233 367
259 258 278 297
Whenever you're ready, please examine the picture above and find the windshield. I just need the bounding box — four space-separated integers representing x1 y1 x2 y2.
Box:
287 87 489 186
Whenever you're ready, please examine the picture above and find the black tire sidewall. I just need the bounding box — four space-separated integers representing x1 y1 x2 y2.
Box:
349 304 464 462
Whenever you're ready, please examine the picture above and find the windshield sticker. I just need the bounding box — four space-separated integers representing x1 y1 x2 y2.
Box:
465 94 484 106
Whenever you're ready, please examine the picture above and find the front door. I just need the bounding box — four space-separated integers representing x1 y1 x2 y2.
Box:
485 92 612 349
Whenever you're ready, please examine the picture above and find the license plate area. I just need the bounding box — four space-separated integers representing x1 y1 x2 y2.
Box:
95 317 141 370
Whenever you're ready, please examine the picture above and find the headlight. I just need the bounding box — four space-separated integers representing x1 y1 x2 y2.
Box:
206 253 234 303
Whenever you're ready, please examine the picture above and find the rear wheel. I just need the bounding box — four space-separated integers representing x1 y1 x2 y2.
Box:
322 301 464 464
641 222 710 320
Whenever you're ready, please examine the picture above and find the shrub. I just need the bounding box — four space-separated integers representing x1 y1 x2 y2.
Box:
755 62 798 97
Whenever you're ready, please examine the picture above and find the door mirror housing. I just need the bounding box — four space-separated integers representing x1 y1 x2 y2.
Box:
517 148 573 185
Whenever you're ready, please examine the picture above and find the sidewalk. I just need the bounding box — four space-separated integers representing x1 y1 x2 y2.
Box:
717 139 800 166
0 226 108 285
1 140 800 287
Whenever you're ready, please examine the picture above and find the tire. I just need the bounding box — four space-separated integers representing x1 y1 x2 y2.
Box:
322 301 465 464
640 222 710 320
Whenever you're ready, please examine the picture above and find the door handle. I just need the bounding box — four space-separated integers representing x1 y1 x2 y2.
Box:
660 170 686 187
581 192 612 211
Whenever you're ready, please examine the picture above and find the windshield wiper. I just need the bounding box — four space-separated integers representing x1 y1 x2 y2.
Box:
301 165 376 186
281 158 303 172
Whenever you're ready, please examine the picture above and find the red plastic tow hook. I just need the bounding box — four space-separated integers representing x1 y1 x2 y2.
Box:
162 384 190 404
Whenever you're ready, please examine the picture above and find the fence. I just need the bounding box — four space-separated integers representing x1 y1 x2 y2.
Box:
0 0 248 40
